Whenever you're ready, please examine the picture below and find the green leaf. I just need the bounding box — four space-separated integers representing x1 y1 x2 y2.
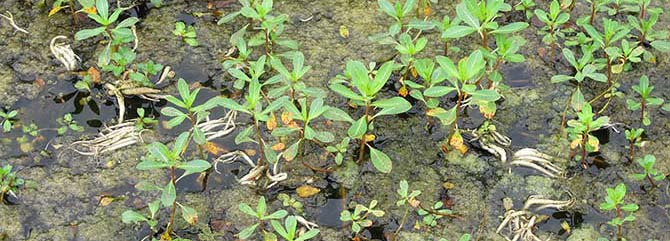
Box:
263 210 288 220
621 203 639 212
160 182 176 207
121 210 148 224
650 40 670 52
329 83 364 101
295 229 320 241
75 27 106 40
470 89 501 102
219 98 251 114
442 26 477 39
177 160 211 176
457 3 480 29
238 223 259 239
147 142 173 163
116 17 139 29
96 0 109 19
348 116 368 139
218 11 240 25
369 146 392 173
323 107 354 123
180 205 199 225
272 127 300 137
427 106 457 126
372 97 411 117
136 160 170 170
490 22 528 34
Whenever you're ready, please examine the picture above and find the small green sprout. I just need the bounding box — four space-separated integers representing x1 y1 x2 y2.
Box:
435 15 463 55
340 200 385 236
329 60 412 173
515 0 537 19
632 154 665 187
599 183 638 240
393 180 422 238
131 60 164 87
122 200 160 234
450 0 529 47
566 103 609 168
552 47 606 122
161 78 222 144
238 196 288 239
534 0 570 56
0 164 24 203
57 113 84 135
269 52 317 101
325 137 350 165
277 193 304 214
173 21 198 47
582 0 611 25
271 215 320 241
74 0 139 67
0 108 18 133
417 201 453 227
134 108 158 131
626 75 664 126
377 0 419 33
581 18 630 87
21 122 39 137
439 234 472 241
624 128 643 161
605 39 644 74
628 9 670 62
101 46 136 77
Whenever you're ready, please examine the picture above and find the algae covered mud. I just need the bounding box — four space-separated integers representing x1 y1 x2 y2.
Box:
1 0 670 240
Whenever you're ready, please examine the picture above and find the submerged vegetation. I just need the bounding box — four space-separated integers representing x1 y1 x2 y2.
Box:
1 0 670 240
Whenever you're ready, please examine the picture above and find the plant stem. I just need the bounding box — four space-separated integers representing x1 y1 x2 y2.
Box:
443 41 449 56
481 31 488 49
628 141 635 162
589 1 596 25
639 2 646 20
640 101 646 126
615 206 623 241
166 166 177 236
646 174 657 187
357 102 371 163
392 206 410 241
253 115 267 167
605 53 612 87
581 131 588 169
264 29 271 55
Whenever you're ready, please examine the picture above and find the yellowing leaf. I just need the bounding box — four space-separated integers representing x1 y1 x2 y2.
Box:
364 134 376 143
280 111 293 125
398 86 409 97
611 63 624 74
587 136 600 152
411 68 418 78
203 141 227 155
271 142 285 151
423 6 432 17
561 221 571 233
99 197 114 206
49 6 64 17
266 113 277 130
296 185 320 198
339 25 349 38
570 138 581 149
83 6 97 15
449 130 468 154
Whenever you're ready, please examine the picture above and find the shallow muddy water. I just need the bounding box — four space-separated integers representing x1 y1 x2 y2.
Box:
1 0 670 241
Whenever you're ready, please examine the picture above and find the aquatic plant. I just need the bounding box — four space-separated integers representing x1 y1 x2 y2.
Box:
134 108 158 131
627 9 670 62
217 0 294 54
632 154 665 187
123 79 218 240
435 16 463 55
514 0 536 19
404 57 448 109
277 193 304 214
626 75 664 126
271 215 320 241
0 108 17 133
340 200 385 237
102 46 135 76
566 103 609 168
269 52 318 101
57 113 84 135
173 21 198 47
0 164 23 204
534 0 570 57
392 180 421 240
599 183 638 240
48 0 95 18
237 196 288 239
450 0 529 48
417 201 454 227
272 97 339 162
605 39 644 74
581 18 630 87
121 200 160 236
325 137 350 166
228 54 267 90
377 0 419 33
624 128 643 161
329 60 412 173
604 0 638 15
481 34 527 89
583 0 611 25
74 0 139 67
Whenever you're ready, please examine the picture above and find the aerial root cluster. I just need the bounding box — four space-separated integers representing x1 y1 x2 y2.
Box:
511 148 565 178
0 11 28 34
195 111 237 141
214 150 287 189
50 36 80 71
69 121 146 156
497 195 574 241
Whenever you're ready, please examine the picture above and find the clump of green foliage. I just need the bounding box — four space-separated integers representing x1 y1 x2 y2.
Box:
340 200 385 238
0 164 24 204
237 196 288 239
74 0 139 67
566 103 609 168
624 128 643 161
632 154 665 187
329 60 412 173
626 75 664 126
237 196 319 240
599 183 638 241
173 22 198 47
57 113 84 135
534 0 570 57
123 79 218 240
449 0 529 48
0 108 17 133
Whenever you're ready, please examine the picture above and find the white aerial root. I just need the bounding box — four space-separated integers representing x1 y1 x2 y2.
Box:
214 150 287 189
50 36 80 71
511 148 565 178
497 194 574 241
69 121 146 156
195 111 237 141
295 215 319 230
105 83 165 123
0 11 28 34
